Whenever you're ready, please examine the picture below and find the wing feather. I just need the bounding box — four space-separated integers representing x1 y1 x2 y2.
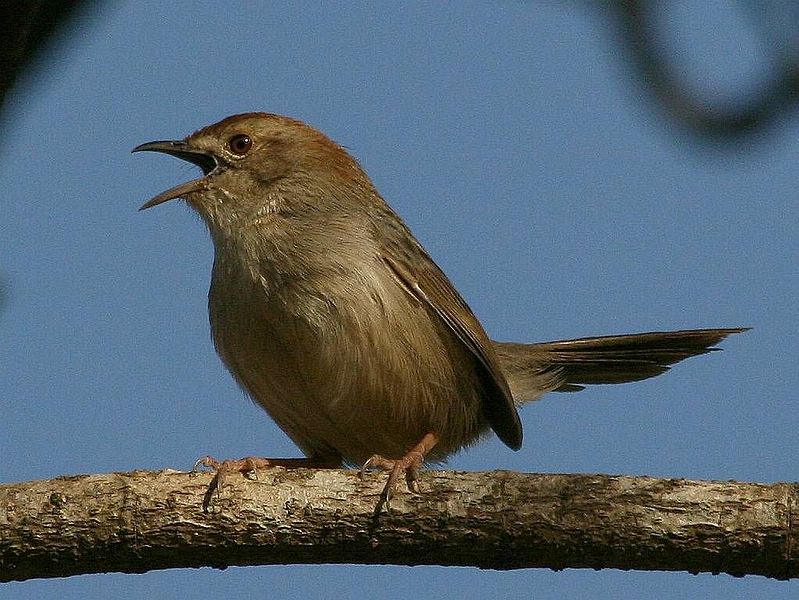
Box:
381 252 523 449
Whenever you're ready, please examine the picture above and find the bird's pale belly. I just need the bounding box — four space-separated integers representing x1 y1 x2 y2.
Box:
209 272 489 465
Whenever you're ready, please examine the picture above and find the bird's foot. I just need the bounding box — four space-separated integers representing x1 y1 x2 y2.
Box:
192 455 340 511
359 432 438 515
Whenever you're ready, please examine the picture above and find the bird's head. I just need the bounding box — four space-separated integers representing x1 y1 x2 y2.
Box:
133 113 373 232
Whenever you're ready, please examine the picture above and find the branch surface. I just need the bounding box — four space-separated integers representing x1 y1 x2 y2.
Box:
1 468 797 581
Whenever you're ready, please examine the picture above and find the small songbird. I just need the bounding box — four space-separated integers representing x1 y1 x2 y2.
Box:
133 113 745 509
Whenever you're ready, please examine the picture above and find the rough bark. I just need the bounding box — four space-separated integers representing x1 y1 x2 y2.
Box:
1 468 797 582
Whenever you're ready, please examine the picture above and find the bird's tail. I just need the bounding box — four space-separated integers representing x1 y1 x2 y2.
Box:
493 328 748 403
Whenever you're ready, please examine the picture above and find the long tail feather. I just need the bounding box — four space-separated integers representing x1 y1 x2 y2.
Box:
493 328 748 401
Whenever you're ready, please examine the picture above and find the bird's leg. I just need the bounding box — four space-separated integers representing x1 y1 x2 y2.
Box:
192 455 342 511
360 432 439 514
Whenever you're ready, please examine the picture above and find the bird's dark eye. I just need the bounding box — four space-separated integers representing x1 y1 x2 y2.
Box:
228 134 253 156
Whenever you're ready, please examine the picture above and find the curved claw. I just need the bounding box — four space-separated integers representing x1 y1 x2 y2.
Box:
192 455 220 474
359 454 395 478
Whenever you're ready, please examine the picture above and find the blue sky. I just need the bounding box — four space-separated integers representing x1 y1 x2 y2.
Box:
2 2 797 598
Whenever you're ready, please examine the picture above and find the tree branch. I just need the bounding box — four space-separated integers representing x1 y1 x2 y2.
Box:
1 468 797 582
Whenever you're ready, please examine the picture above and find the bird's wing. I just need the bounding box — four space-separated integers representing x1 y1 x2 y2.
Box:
380 249 523 450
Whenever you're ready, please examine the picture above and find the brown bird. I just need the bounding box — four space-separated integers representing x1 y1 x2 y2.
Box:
133 113 745 510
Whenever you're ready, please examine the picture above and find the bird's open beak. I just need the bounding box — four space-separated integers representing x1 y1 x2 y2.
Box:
132 140 219 210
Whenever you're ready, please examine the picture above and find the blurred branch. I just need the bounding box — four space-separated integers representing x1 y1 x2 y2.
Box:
0 1 94 115
1 469 797 581
606 0 799 143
